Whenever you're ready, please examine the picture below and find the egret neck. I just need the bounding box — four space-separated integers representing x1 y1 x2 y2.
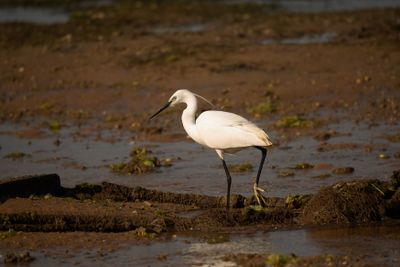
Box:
181 93 205 146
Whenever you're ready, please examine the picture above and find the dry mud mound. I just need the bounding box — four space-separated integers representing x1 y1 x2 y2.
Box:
300 178 399 225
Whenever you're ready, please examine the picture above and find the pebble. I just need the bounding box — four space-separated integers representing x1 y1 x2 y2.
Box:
332 167 355 175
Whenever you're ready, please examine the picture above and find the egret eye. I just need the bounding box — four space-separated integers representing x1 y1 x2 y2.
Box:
170 96 177 102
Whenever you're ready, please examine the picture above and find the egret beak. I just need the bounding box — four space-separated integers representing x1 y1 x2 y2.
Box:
149 101 172 120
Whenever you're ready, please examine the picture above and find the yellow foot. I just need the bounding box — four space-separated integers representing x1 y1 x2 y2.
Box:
253 183 267 207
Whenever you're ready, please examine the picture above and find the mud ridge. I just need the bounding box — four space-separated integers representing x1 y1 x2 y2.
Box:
97 182 244 209
0 173 399 233
0 213 148 232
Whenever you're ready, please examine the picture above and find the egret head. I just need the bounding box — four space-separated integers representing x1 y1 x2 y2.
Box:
149 89 191 120
149 89 213 120
168 89 187 107
149 90 184 120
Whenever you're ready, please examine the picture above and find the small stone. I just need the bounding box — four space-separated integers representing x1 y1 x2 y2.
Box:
295 163 314 169
158 254 167 261
53 139 61 146
313 173 331 179
314 132 332 141
143 201 153 207
378 154 390 159
314 163 333 170
332 167 354 175
278 170 295 177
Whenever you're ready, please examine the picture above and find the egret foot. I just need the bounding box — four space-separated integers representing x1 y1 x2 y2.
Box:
253 183 267 207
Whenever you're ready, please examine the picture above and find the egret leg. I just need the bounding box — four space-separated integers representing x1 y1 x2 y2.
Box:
221 159 232 210
254 147 267 206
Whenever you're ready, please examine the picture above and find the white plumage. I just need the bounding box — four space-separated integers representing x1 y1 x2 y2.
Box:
197 110 272 152
150 89 272 209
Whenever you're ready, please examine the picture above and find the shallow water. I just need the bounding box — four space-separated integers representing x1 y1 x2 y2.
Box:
225 0 400 12
0 0 112 24
1 223 399 266
1 121 400 266
261 32 336 45
0 121 399 198
1 0 398 26
151 23 207 34
0 7 69 24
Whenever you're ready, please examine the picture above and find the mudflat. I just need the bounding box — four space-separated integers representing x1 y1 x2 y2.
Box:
1 1 400 266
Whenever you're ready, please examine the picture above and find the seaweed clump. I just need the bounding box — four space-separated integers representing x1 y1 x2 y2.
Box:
229 163 253 173
275 115 315 128
4 252 35 264
265 253 298 267
110 147 162 175
3 152 31 160
0 228 17 239
247 101 278 117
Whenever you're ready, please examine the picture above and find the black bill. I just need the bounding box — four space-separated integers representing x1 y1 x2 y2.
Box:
149 101 172 120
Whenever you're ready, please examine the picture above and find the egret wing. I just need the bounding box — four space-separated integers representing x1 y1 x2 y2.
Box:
196 111 272 149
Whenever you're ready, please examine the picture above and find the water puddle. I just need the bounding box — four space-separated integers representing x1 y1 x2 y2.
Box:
225 0 400 12
0 1 113 24
0 7 69 24
261 32 336 45
1 121 400 197
151 23 207 34
2 223 399 266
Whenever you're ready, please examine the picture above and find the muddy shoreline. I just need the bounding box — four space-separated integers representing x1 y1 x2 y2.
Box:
1 172 399 231
1 173 400 266
1 0 400 266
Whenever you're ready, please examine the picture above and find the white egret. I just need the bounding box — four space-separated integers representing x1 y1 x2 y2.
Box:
150 89 272 209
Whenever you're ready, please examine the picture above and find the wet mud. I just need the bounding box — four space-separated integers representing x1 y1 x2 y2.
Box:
223 253 373 267
1 173 399 235
1 174 400 266
1 0 400 265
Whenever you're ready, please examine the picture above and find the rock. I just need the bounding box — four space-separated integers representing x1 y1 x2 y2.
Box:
278 170 295 177
295 163 314 169
390 170 400 189
386 188 400 218
0 174 61 201
314 131 333 141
